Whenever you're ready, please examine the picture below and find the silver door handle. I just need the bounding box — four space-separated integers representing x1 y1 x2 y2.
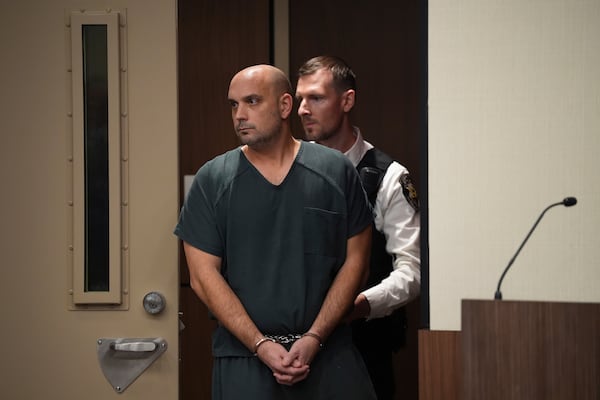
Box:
111 341 157 352
97 337 168 393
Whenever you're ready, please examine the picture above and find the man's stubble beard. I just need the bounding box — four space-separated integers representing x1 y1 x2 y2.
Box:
238 122 282 148
304 124 336 144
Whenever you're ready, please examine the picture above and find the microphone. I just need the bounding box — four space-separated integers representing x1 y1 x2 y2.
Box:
494 197 577 300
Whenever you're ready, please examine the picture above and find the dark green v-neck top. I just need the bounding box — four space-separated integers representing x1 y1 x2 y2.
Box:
175 141 372 357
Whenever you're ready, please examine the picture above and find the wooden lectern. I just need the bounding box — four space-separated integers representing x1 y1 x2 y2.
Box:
461 299 600 400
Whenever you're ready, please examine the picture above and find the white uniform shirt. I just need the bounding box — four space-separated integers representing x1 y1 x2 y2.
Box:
345 128 421 319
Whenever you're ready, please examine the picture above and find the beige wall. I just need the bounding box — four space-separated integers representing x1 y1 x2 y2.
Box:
0 1 179 398
428 0 600 330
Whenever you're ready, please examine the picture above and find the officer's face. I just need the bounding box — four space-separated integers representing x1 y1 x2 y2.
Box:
296 69 347 142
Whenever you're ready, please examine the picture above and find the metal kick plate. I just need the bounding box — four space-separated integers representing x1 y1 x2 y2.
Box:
97 337 168 393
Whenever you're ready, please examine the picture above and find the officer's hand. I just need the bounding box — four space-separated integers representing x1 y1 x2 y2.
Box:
345 294 371 321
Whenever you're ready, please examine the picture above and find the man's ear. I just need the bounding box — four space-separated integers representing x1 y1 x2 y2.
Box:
342 89 356 113
280 93 293 118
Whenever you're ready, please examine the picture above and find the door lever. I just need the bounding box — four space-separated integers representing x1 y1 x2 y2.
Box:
111 341 157 352
97 337 167 393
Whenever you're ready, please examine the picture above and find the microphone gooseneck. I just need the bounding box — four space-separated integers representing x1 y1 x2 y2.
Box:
494 197 577 300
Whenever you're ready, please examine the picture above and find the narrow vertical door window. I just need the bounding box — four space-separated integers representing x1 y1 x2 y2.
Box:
82 25 110 291
69 11 126 306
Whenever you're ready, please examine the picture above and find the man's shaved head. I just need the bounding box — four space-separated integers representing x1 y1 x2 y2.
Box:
230 64 292 98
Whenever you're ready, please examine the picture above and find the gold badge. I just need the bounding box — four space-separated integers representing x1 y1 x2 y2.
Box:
400 174 419 212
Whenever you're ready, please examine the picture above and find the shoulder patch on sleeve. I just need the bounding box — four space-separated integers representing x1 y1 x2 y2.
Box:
400 174 419 212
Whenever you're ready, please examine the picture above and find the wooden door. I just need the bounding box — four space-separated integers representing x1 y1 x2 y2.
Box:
1 1 179 399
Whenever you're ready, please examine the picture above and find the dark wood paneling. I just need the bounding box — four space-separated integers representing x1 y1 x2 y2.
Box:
289 0 424 191
462 300 600 400
393 299 422 399
179 286 217 400
177 0 272 173
418 330 461 400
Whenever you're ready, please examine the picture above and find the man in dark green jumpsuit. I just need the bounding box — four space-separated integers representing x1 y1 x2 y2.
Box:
175 64 376 400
